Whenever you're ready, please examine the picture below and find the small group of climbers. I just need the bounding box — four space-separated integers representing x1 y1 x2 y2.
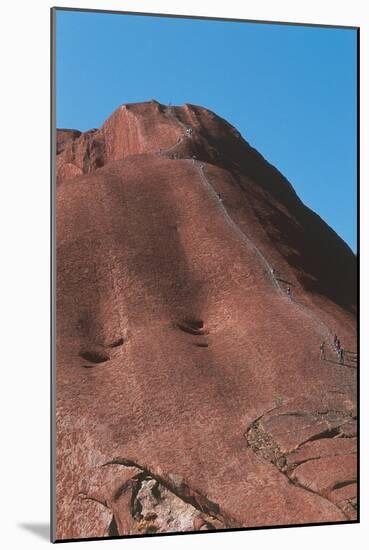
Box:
320 334 345 365
270 268 348 367
160 125 353 370
334 333 345 364
158 122 194 157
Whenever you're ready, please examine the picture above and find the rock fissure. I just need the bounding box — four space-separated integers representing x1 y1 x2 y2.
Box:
245 408 357 521
100 457 239 534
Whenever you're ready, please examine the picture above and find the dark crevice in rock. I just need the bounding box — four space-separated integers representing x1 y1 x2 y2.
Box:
201 521 217 531
108 337 124 348
130 472 148 518
176 319 206 336
83 146 90 173
78 492 107 508
113 480 132 502
193 342 209 348
337 434 356 439
287 450 357 473
301 426 341 444
108 516 119 536
286 456 321 470
330 479 356 492
79 350 110 364
286 472 332 502
101 457 238 533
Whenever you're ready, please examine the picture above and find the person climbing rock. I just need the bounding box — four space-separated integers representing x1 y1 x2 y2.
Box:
336 338 341 352
339 348 344 365
286 287 292 300
333 334 338 348
271 267 277 277
320 342 326 360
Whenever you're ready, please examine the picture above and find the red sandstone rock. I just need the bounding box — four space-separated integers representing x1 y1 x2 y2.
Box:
286 438 357 466
55 101 357 540
291 454 357 497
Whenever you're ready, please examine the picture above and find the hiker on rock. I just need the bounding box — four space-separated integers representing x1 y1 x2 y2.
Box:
333 334 338 348
339 348 344 365
286 286 292 300
271 267 277 277
320 342 326 360
336 338 341 352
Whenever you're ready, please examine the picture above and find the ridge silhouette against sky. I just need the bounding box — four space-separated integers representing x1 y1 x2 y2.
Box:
55 9 357 251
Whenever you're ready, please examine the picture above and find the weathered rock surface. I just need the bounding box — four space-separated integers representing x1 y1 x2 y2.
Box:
246 393 357 521
55 100 357 540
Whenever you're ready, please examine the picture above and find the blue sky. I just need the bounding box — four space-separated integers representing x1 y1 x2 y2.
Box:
56 10 357 251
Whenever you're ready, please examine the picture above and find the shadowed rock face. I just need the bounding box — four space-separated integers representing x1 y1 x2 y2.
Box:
55 100 357 540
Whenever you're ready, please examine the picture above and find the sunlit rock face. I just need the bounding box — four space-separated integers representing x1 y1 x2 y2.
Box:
55 100 357 540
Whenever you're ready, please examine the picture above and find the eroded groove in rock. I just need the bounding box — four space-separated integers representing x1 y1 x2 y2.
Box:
193 342 209 348
108 337 124 348
330 479 356 492
176 319 206 336
301 426 341 444
79 350 110 364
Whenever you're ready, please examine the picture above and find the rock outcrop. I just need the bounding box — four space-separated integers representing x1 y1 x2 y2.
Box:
55 100 357 540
